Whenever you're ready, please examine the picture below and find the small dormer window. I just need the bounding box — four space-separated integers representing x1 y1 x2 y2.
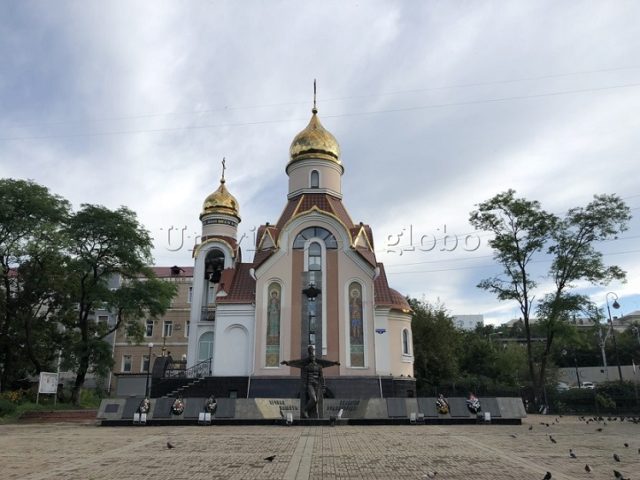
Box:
170 265 182 276
310 170 319 188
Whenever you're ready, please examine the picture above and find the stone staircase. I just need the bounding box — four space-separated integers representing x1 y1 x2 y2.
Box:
163 377 207 398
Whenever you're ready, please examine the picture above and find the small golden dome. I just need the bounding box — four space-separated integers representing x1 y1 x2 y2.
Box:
289 108 341 164
201 178 240 220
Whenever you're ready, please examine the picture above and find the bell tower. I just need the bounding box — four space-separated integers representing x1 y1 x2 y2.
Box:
186 159 242 368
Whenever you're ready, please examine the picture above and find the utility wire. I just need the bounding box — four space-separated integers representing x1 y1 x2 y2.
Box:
6 65 640 129
3 81 640 141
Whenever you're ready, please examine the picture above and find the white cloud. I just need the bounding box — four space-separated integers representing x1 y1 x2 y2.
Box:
1 0 639 324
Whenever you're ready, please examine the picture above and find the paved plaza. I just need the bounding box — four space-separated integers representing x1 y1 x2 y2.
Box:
1 415 639 479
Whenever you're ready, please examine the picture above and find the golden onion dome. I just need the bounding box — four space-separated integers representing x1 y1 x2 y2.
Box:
201 178 240 220
289 107 341 164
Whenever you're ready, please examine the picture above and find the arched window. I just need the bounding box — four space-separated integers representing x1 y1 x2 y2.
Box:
349 282 365 367
198 332 214 362
204 248 225 283
310 170 319 188
293 227 337 249
402 329 410 355
265 283 281 367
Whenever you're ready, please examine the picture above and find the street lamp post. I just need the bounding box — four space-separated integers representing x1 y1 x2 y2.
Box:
145 342 154 398
605 292 623 383
562 349 581 388
598 325 611 381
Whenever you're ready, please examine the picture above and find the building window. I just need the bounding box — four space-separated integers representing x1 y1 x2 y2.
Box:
188 286 193 303
308 242 322 271
310 170 319 188
402 329 411 355
198 332 214 362
185 320 190 338
98 315 109 324
122 355 132 373
145 320 154 337
349 282 365 367
163 320 173 338
265 283 281 367
142 355 150 373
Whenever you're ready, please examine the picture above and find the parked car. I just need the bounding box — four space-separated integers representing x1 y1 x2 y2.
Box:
581 381 595 389
556 381 570 392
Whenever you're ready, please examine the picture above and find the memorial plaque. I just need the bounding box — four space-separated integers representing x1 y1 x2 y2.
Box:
479 397 501 417
123 397 145 418
104 403 120 413
448 397 472 417
153 397 174 418
386 398 407 418
184 398 206 419
255 399 299 419
324 399 365 418
418 398 438 417
215 398 237 418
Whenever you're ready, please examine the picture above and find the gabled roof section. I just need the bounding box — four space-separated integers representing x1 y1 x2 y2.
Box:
374 263 411 313
254 192 378 269
216 263 255 304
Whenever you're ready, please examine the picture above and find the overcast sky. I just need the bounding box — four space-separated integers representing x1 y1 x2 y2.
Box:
1 0 639 325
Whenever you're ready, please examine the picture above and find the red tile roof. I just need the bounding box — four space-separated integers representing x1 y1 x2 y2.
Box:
374 263 411 312
216 263 255 304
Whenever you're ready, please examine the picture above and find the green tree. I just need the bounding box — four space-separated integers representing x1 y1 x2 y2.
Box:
61 204 177 404
469 190 630 404
410 298 461 392
0 179 70 390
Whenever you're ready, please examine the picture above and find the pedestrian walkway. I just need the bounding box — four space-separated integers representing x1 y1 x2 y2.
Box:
1 415 638 479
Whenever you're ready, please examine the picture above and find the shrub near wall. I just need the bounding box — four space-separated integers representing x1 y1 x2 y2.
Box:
0 398 17 416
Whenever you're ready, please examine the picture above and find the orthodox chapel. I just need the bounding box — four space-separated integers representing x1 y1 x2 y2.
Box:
185 99 415 397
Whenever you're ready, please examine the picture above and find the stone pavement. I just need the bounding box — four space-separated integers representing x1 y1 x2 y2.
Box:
1 415 639 479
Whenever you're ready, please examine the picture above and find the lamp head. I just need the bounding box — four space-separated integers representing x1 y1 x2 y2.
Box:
148 342 154 348
612 300 620 309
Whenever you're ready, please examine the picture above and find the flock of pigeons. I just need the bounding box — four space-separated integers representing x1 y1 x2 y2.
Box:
164 414 639 479
538 415 639 480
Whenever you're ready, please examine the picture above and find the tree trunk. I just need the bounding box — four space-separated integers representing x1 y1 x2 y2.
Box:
71 352 89 405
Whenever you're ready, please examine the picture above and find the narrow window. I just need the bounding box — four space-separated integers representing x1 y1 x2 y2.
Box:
310 170 319 188
308 242 322 271
402 329 410 355
122 355 132 373
163 320 173 338
145 320 154 337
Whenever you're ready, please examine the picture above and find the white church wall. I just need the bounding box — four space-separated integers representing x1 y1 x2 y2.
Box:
387 311 414 377
374 308 391 375
212 304 255 376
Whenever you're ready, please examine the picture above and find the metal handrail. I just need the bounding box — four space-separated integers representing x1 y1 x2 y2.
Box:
201 307 216 322
165 358 211 379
